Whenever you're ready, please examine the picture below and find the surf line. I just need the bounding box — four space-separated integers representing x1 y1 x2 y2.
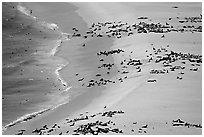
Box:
17 3 72 97
52 32 71 91
2 3 72 132
17 3 72 94
2 108 51 132
2 93 72 133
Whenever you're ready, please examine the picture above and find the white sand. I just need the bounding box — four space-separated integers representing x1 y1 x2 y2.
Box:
62 2 202 134
55 32 201 134
3 2 202 135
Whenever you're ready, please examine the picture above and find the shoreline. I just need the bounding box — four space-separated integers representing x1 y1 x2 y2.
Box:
13 2 118 131
3 2 119 134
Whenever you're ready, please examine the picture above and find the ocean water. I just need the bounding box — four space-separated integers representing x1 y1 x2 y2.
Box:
2 2 71 130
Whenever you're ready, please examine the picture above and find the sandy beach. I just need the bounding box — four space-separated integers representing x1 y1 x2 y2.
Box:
2 2 202 135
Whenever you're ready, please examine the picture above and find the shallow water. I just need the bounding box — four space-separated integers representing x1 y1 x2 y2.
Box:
2 3 71 128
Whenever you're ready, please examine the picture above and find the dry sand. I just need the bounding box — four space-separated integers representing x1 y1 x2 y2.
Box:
2 2 202 135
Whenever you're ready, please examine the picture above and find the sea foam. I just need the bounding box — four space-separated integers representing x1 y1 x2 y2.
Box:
17 4 37 20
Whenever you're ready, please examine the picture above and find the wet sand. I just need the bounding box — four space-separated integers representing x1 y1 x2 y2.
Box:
2 2 202 135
